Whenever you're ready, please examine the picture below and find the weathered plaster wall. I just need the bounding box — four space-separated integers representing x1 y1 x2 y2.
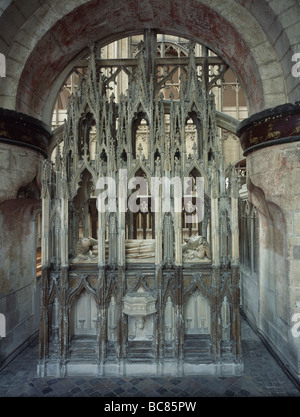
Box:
240 267 259 327
0 198 41 369
0 142 43 204
0 143 43 369
246 141 300 380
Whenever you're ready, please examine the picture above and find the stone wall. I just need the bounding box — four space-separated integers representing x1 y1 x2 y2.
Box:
0 110 50 369
0 198 41 369
247 142 300 377
237 103 300 382
0 0 299 123
0 143 43 204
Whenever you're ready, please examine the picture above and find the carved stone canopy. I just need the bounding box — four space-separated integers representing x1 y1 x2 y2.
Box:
123 287 157 317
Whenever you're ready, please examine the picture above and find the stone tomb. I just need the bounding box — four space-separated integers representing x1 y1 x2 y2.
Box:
38 36 242 377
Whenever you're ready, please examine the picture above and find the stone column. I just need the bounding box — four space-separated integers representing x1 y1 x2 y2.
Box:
60 191 69 267
38 266 49 376
230 168 242 365
118 212 126 267
41 167 51 267
231 266 242 361
59 267 69 377
118 169 127 267
154 186 163 266
97 267 106 375
211 161 220 267
230 167 240 266
0 108 51 372
174 266 184 375
174 211 182 266
39 163 52 375
119 266 127 376
108 213 117 268
59 176 70 376
211 266 221 362
155 267 163 375
98 210 106 266
237 102 300 383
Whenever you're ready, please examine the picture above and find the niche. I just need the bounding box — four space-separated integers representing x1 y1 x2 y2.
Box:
185 112 202 158
70 290 98 336
107 296 118 342
164 296 175 341
132 113 150 159
221 295 231 342
184 290 210 335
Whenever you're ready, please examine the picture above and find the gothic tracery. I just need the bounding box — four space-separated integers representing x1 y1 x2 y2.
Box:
39 31 242 377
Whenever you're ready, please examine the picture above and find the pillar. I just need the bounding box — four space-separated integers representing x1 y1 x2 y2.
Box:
174 211 182 266
0 108 51 371
237 101 300 383
231 167 240 267
60 191 69 267
154 185 163 267
98 210 106 267
118 169 126 267
211 161 220 267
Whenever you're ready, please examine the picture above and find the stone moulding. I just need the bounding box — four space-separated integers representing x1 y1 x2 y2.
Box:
37 359 244 378
0 108 52 158
237 102 300 156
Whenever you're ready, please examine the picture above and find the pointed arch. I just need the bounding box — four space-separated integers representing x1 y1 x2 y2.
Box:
104 275 119 306
220 276 234 305
184 163 209 194
163 276 176 305
68 275 97 307
128 161 152 193
183 276 211 305
48 278 62 306
70 164 97 200
127 273 153 296
131 110 150 159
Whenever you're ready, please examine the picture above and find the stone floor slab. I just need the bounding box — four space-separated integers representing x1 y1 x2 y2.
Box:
0 317 299 397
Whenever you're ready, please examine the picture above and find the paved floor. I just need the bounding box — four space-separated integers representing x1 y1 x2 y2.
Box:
0 316 299 398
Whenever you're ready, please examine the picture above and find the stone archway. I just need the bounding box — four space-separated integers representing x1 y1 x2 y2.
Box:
0 0 295 124
0 0 299 380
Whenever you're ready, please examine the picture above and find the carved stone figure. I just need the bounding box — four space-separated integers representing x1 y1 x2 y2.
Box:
38 35 242 377
72 237 98 262
182 235 211 261
126 239 155 261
